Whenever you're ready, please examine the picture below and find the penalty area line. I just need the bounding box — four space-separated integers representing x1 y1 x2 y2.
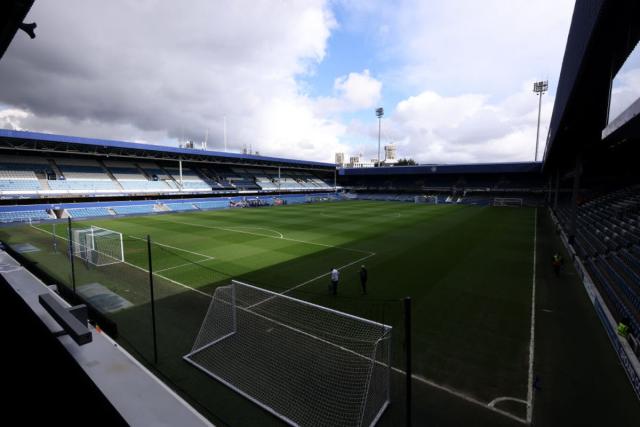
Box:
246 251 376 310
128 234 215 262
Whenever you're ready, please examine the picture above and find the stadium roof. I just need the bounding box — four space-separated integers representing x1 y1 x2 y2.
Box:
0 129 335 170
544 0 640 170
340 162 541 176
0 0 34 61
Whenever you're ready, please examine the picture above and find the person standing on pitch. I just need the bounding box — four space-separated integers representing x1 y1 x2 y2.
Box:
330 267 339 296
359 265 368 295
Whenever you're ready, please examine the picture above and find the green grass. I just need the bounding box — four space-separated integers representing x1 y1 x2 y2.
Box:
0 201 536 425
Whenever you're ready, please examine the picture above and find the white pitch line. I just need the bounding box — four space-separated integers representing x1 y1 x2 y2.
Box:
151 216 374 255
526 208 538 423
392 370 528 425
128 234 215 261
281 252 376 296
29 224 210 298
154 261 208 274
246 251 376 310
221 226 284 239
488 396 528 408
122 259 211 298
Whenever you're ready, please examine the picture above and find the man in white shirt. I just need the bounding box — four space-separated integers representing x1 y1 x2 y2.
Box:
330 268 339 296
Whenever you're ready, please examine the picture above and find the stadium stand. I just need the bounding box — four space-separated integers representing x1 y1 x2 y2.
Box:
111 204 157 215
66 207 113 218
0 209 52 223
555 186 640 337
0 130 337 199
164 202 198 212
194 200 230 210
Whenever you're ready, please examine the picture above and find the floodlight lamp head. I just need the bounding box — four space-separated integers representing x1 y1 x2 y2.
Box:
533 80 548 94
376 107 384 118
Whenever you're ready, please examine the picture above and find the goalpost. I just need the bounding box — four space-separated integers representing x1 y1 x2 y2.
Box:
72 226 124 266
305 194 337 203
415 195 438 204
493 197 524 207
185 280 392 427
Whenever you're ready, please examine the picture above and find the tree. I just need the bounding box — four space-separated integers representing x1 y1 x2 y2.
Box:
396 158 416 166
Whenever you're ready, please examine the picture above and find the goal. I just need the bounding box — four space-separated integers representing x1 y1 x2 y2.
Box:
306 194 337 203
72 226 124 266
493 197 524 207
185 280 392 427
415 195 438 204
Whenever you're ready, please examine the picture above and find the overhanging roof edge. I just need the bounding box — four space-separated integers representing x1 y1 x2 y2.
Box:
0 129 334 168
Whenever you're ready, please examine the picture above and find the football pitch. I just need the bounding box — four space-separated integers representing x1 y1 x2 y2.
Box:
1 200 536 425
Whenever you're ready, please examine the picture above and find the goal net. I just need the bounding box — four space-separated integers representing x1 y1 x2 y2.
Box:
415 195 438 204
306 194 337 203
72 226 124 266
185 280 392 427
493 197 524 207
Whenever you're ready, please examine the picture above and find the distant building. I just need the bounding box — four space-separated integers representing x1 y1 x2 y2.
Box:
337 146 401 168
384 144 397 164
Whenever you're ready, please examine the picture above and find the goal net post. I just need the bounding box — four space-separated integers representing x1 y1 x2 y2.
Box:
185 280 392 427
415 195 438 204
493 197 524 207
72 226 124 267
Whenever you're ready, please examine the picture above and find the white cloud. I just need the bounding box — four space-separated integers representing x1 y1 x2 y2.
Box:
0 108 29 130
332 0 572 164
344 83 554 164
315 70 382 114
0 0 346 162
609 68 640 122
334 70 382 110
387 0 574 97
0 0 576 165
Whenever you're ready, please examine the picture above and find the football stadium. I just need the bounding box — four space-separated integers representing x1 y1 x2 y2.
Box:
1 1 639 426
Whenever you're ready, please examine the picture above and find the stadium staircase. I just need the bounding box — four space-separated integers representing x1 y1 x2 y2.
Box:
99 160 125 191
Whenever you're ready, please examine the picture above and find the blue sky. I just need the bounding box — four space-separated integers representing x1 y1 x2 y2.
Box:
1 0 636 163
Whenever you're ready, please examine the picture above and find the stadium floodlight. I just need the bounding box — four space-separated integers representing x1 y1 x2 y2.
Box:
533 80 548 162
376 107 384 167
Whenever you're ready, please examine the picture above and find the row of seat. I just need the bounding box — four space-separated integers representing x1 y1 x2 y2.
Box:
0 210 52 223
67 207 113 218
556 186 640 337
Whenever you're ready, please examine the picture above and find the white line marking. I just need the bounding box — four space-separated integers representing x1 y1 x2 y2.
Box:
246 251 376 310
154 261 208 274
488 396 528 408
126 262 210 297
151 216 374 255
222 226 284 239
282 252 376 295
527 208 538 423
128 234 215 261
396 371 527 425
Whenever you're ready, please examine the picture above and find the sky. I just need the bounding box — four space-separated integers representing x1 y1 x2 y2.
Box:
0 0 628 165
